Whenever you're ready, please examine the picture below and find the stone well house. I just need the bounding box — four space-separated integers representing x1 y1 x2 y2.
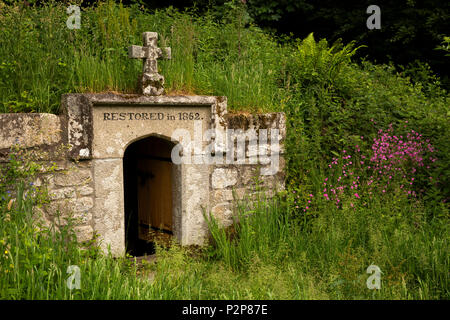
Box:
0 93 285 256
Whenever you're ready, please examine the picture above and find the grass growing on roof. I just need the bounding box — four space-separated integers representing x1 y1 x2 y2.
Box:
0 0 448 300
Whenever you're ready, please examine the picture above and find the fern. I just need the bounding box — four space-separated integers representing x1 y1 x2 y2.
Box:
294 33 365 87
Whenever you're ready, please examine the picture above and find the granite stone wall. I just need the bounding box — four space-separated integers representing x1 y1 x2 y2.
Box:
209 113 286 227
0 94 286 255
0 113 95 242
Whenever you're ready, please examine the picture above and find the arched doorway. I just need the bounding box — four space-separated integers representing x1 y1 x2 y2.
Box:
123 135 176 256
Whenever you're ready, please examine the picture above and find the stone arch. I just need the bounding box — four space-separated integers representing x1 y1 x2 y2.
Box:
122 134 182 256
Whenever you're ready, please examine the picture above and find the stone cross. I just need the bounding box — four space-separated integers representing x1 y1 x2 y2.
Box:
129 32 171 96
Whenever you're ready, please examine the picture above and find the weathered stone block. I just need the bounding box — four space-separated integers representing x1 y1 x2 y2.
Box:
54 168 91 187
62 94 93 160
211 202 233 227
233 188 247 200
49 187 75 200
72 209 93 224
77 185 94 196
212 168 237 189
74 225 94 242
212 189 234 203
0 113 62 150
72 197 94 213
182 164 211 246
45 199 73 217
213 188 247 203
239 166 260 186
92 158 125 255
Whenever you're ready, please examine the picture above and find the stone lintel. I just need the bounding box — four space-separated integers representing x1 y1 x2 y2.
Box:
61 93 228 161
0 113 65 162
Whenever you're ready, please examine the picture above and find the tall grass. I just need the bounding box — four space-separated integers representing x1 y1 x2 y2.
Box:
0 1 448 300
205 195 291 270
0 1 286 113
0 181 447 299
205 192 448 299
1 147 447 300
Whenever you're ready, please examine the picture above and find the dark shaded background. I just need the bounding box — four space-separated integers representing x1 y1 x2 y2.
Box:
123 0 449 87
26 0 448 86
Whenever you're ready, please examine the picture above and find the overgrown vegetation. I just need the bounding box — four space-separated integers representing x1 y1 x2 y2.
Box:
1 162 447 298
0 0 448 299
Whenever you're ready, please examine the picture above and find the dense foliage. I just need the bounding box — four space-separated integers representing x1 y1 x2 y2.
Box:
0 0 448 299
151 0 450 88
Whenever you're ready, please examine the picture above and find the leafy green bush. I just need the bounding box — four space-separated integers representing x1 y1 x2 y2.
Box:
0 0 448 300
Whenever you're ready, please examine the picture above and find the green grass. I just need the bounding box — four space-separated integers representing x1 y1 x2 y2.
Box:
0 1 448 300
0 1 286 113
1 181 447 299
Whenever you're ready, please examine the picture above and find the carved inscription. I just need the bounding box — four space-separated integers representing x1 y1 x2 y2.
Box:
103 112 203 121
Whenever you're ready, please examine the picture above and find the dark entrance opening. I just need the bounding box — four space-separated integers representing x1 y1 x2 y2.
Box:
123 136 175 256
